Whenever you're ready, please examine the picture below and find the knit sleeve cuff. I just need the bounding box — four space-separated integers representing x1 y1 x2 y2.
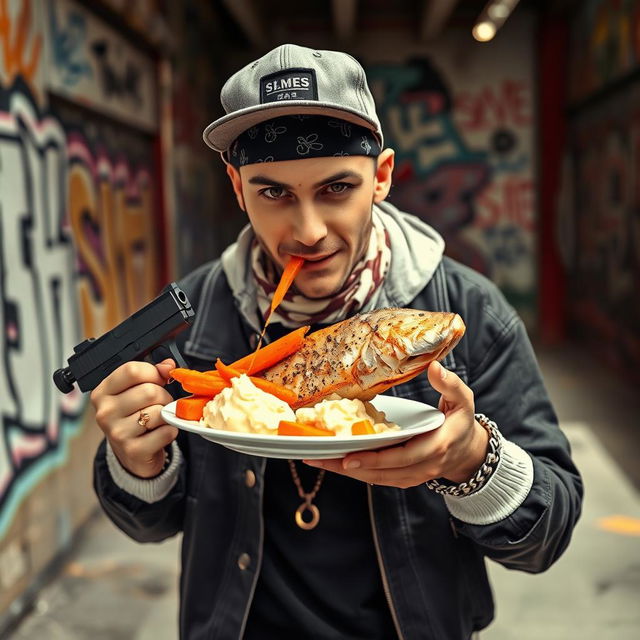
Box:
105 440 183 504
443 438 534 525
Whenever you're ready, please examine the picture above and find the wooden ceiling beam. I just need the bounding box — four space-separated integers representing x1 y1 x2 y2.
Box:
420 0 459 42
221 0 269 48
331 0 358 41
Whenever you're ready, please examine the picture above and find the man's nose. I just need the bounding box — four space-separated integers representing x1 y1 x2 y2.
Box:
291 203 328 246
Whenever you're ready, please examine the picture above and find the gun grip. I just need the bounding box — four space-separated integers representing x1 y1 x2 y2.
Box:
149 340 188 369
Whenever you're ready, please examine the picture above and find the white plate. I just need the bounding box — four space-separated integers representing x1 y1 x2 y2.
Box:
161 395 444 459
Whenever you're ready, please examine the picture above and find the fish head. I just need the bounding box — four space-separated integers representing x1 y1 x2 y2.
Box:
357 308 466 389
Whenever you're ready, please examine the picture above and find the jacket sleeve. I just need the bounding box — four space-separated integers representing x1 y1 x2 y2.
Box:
93 437 187 543
446 275 583 574
90 266 215 543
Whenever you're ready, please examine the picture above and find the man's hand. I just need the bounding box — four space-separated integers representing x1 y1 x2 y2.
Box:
304 361 489 488
90 358 178 478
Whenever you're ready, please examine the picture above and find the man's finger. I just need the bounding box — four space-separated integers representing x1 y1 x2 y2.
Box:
156 358 176 380
116 425 179 469
111 384 174 419
134 424 179 452
94 360 168 398
340 431 439 470
305 459 426 488
126 403 171 434
427 361 472 408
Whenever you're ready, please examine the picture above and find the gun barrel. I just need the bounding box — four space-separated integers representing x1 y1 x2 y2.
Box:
53 367 76 393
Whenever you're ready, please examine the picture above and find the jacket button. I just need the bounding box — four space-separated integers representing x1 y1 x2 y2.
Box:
245 469 256 488
249 333 260 349
238 553 251 570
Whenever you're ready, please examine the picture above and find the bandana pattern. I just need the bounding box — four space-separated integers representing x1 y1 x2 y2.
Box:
252 215 391 327
228 115 381 168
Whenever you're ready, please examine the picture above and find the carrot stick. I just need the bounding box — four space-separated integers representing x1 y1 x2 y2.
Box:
228 325 309 375
214 359 244 383
177 359 297 401
170 368 229 396
175 396 211 421
271 256 305 312
248 376 298 405
278 420 336 437
351 420 375 435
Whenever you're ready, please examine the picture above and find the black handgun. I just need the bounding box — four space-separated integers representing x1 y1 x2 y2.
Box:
53 282 195 393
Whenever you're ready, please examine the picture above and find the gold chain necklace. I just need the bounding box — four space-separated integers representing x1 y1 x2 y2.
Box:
287 459 325 530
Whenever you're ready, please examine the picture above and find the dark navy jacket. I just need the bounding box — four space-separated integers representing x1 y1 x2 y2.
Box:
94 256 583 640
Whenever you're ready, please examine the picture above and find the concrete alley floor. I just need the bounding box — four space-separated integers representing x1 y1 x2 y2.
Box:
8 342 640 640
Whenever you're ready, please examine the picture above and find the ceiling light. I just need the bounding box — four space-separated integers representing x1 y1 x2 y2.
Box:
472 21 497 42
472 0 520 43
488 3 510 20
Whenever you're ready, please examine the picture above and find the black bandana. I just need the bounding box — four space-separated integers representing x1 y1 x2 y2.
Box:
227 115 381 168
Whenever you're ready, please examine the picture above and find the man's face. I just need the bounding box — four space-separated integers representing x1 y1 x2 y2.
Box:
233 154 391 299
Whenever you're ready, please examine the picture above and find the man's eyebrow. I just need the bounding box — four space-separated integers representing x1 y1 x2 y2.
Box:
247 175 293 189
313 170 362 188
246 170 363 190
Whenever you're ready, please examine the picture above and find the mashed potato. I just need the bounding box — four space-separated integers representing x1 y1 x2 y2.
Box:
202 378 399 436
295 394 399 436
202 374 295 434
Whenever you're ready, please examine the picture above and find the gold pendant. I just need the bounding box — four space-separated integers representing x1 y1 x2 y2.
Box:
295 501 320 530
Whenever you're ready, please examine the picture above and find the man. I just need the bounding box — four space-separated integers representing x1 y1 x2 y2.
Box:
91 44 582 639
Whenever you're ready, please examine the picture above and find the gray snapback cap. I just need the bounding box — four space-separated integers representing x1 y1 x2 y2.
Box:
203 44 383 153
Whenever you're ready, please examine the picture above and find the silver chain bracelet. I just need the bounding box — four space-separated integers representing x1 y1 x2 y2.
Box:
425 414 502 497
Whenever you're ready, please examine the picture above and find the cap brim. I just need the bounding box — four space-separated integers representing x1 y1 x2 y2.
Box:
203 101 382 152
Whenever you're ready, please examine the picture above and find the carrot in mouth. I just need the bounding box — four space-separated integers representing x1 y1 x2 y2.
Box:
270 255 305 317
246 255 306 373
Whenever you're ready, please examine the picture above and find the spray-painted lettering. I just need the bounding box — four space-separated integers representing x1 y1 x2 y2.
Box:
0 83 84 534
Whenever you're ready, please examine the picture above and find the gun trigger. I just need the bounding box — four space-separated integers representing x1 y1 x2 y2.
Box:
167 340 188 369
149 341 187 369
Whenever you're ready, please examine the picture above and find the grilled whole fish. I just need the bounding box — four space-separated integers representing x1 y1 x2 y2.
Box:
257 308 465 408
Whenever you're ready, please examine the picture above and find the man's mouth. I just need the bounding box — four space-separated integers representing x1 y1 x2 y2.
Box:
286 250 337 263
306 254 332 262
297 251 338 267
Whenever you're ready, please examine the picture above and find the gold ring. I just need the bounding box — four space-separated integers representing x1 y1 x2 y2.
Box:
137 411 151 428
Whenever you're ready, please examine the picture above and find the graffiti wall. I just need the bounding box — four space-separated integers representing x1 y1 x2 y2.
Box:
57 98 160 336
362 12 536 324
47 0 158 132
0 0 161 619
569 0 640 103
561 2 640 380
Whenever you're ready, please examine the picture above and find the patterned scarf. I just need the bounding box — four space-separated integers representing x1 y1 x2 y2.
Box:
252 214 391 327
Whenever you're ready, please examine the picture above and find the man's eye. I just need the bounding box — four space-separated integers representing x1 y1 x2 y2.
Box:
262 187 286 199
326 182 351 194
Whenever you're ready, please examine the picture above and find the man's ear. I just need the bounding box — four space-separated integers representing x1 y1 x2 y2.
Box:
226 164 246 212
373 148 395 204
